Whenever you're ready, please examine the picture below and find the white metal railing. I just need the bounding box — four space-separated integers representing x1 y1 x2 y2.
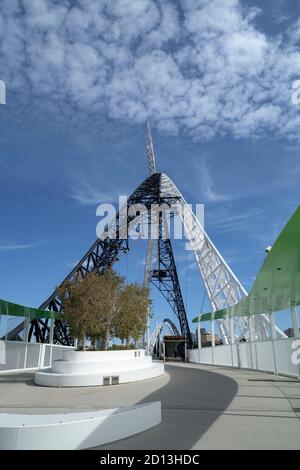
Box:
0 340 74 372
188 336 300 378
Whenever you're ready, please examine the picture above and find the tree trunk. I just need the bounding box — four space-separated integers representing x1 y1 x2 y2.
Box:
82 334 86 351
104 329 110 351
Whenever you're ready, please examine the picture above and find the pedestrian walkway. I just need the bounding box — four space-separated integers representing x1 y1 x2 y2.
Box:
97 362 300 450
1 362 299 449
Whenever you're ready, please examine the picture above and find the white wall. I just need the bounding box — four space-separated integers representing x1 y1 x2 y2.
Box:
0 401 162 450
62 349 145 362
0 341 74 372
274 338 300 377
197 347 213 364
189 338 300 379
214 344 238 367
34 349 164 387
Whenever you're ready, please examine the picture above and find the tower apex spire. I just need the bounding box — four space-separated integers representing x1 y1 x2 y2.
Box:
146 120 156 175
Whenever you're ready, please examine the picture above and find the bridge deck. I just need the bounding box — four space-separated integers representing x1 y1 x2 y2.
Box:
0 363 300 449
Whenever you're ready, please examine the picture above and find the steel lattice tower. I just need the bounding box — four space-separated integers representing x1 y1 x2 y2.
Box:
6 123 286 346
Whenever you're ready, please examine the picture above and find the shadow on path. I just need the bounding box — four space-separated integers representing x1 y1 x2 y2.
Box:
0 372 34 386
94 363 238 450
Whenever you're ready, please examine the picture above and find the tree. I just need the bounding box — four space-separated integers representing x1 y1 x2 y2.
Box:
94 268 124 350
57 272 102 351
58 269 150 351
58 269 125 351
115 283 151 347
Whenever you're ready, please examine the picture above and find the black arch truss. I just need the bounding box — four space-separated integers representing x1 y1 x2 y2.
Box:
8 173 192 347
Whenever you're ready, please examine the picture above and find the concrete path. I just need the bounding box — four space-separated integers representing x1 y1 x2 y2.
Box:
1 362 300 449
96 363 300 450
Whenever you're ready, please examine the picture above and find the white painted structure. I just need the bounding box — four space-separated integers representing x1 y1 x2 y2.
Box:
188 336 300 379
34 349 164 387
158 173 286 344
0 340 74 372
0 401 161 450
146 319 179 356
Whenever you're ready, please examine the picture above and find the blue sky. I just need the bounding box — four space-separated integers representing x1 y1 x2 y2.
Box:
0 0 300 337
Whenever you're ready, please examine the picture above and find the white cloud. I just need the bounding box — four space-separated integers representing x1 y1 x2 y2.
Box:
70 183 116 206
208 208 265 234
198 160 231 202
1 0 300 140
0 242 35 251
70 177 130 206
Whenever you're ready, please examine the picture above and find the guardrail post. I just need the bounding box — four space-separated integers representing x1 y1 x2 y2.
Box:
49 312 55 366
269 312 278 374
23 316 30 369
248 315 255 369
229 315 235 367
197 319 201 363
291 306 300 377
211 317 215 365
291 306 300 338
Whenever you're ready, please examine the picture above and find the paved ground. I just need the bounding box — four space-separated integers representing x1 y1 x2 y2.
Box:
1 362 300 449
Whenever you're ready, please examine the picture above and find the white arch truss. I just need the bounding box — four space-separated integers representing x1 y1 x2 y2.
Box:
156 173 285 343
146 318 180 356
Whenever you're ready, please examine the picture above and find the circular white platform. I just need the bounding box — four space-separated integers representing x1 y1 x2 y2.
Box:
34 349 164 387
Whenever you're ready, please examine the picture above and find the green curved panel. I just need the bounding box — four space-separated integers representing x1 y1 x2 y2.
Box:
248 206 300 313
193 311 225 323
0 298 60 320
193 206 300 322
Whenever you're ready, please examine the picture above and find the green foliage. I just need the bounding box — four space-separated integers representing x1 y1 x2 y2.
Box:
94 268 125 349
114 283 151 346
57 272 101 351
58 269 151 351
